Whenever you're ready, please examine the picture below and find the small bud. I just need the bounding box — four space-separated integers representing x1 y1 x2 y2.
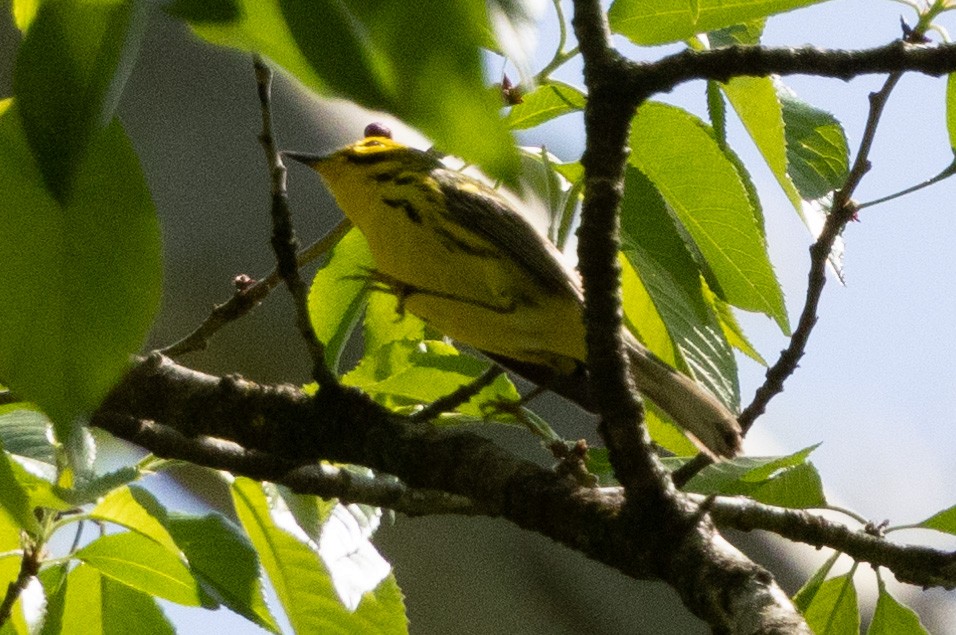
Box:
500 74 524 106
234 274 256 292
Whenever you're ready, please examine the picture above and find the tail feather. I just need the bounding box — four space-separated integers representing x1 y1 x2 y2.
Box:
624 337 742 458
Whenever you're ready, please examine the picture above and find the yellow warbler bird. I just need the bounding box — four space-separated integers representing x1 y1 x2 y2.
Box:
286 132 742 458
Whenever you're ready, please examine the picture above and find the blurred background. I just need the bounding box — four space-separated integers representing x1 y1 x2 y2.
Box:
3 0 956 632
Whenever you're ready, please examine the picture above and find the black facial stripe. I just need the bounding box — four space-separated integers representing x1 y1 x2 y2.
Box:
382 197 423 224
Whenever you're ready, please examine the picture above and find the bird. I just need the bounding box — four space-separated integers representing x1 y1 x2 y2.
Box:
285 132 742 458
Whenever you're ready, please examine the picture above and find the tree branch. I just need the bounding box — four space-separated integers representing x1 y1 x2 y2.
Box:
93 412 478 517
623 40 956 98
94 356 956 625
706 495 956 590
571 0 668 502
95 354 804 632
158 219 351 358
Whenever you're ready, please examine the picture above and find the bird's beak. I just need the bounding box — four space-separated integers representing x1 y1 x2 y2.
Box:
281 151 329 168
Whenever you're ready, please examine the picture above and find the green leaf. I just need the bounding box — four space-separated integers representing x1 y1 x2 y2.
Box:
75 532 205 607
780 89 850 201
0 441 72 519
343 340 520 422
0 449 42 534
917 503 956 535
703 283 766 364
717 58 844 263
187 0 517 182
308 227 373 372
0 103 163 440
167 513 280 633
793 551 840 612
629 102 788 331
45 563 175 635
89 486 178 553
504 81 586 130
609 0 828 46
706 80 727 145
0 406 55 465
231 478 407 634
722 75 802 209
947 73 956 153
363 287 427 358
677 445 826 508
11 0 40 31
619 166 739 412
868 578 929 635
802 573 860 635
277 487 337 542
13 0 148 200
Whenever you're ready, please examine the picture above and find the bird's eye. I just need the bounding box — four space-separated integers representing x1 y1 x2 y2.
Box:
364 140 383 148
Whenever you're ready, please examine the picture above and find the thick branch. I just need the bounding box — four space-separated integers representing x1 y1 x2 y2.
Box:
625 40 956 97
571 0 668 501
94 357 956 607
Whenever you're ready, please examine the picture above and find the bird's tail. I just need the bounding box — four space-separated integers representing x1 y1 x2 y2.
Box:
625 337 742 458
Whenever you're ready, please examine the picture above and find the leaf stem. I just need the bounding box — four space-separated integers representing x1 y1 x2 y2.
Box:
856 160 956 209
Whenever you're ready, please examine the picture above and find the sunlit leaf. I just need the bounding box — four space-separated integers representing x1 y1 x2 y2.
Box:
918 503 956 535
363 289 426 358
609 0 828 45
947 73 956 153
792 551 840 612
619 166 739 411
46 563 175 635
308 227 372 373
89 486 178 553
802 573 860 635
0 449 39 535
231 478 407 633
629 102 788 332
868 578 929 635
75 532 205 607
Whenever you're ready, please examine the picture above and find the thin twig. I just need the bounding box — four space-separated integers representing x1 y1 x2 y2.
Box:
409 364 504 423
158 219 351 358
739 71 903 433
254 55 338 387
676 68 910 487
856 160 956 210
